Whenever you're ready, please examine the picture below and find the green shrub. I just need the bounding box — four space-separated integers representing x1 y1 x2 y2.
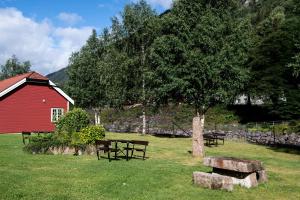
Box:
273 124 289 135
79 125 105 144
248 127 270 133
71 132 85 148
23 134 65 154
56 108 90 138
24 108 92 154
288 120 300 134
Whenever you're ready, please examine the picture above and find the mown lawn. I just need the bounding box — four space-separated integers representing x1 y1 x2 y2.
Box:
0 133 299 200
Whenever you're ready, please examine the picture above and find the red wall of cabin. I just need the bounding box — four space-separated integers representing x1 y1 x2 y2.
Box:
0 83 68 133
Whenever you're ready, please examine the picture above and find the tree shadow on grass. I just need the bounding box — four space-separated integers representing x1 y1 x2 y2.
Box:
267 144 300 155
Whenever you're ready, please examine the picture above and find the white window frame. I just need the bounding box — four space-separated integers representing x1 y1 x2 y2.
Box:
51 108 64 122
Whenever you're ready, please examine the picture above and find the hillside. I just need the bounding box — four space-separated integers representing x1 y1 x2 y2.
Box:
46 67 68 87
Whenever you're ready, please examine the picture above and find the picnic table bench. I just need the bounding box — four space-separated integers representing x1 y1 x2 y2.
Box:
203 132 226 146
95 139 149 162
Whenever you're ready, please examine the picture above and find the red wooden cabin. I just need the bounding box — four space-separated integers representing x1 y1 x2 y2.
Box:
0 72 74 133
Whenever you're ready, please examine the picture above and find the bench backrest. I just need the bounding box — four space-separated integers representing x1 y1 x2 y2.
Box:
131 140 149 146
95 140 111 147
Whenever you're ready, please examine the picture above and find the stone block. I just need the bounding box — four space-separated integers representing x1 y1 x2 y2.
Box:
193 172 234 191
204 157 264 173
231 172 258 188
257 170 268 183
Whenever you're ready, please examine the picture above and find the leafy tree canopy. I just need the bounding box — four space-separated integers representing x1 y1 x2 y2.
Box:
0 55 31 80
147 0 254 114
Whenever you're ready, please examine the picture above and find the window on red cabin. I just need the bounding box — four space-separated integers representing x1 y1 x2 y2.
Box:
51 108 64 122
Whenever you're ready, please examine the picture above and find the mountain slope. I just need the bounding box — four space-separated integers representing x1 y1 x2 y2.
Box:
46 67 68 86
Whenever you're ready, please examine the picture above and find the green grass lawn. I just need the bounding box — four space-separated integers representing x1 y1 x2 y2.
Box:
0 133 299 200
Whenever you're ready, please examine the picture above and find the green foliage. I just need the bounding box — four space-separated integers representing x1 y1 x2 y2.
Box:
79 125 106 144
147 0 253 115
67 29 107 109
56 0 300 123
247 120 300 134
248 127 271 133
23 134 65 154
100 104 239 130
273 123 289 135
56 108 90 139
24 109 92 154
0 55 31 80
70 132 84 147
288 46 300 77
246 0 300 119
66 1 158 109
287 120 300 134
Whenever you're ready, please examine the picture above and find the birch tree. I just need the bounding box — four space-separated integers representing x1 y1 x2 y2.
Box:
121 0 157 134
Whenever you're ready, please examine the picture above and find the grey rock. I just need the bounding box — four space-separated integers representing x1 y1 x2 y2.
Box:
231 172 258 188
193 172 234 191
257 170 268 183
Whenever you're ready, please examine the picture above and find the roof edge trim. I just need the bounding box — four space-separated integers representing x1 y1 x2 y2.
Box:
0 78 26 98
49 81 75 105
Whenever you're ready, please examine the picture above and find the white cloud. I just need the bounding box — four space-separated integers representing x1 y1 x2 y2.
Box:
0 8 93 74
57 12 83 25
145 0 173 9
98 4 105 8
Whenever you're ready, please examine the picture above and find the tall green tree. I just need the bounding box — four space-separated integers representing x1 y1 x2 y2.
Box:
148 0 254 156
247 0 300 119
0 55 31 80
67 30 107 124
288 48 300 77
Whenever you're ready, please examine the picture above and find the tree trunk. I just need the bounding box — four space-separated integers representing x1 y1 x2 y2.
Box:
141 43 147 135
142 110 146 134
94 109 101 126
192 114 205 157
247 94 251 106
97 114 101 125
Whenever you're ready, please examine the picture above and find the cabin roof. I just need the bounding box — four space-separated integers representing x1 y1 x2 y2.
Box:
0 72 49 93
0 71 74 104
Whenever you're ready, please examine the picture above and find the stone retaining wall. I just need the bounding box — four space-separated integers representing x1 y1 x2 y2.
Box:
225 131 300 147
34 145 97 155
104 124 300 147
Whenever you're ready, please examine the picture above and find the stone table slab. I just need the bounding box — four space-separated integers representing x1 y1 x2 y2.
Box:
204 157 264 173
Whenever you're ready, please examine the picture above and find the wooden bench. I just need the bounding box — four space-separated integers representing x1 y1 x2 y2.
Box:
95 140 120 162
204 132 226 146
129 140 149 160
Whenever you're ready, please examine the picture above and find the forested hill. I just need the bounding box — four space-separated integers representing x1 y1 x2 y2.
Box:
46 67 68 86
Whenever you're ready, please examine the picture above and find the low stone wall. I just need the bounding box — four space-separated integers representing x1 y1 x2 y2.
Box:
48 145 96 155
104 124 192 137
225 131 300 147
104 124 300 147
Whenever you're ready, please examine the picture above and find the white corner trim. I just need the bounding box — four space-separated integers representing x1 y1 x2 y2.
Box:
49 80 75 105
0 78 27 98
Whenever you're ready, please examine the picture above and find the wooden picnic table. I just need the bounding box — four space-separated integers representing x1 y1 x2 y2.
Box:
108 139 133 161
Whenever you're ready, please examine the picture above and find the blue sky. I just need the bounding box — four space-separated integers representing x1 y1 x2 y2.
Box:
0 0 171 74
